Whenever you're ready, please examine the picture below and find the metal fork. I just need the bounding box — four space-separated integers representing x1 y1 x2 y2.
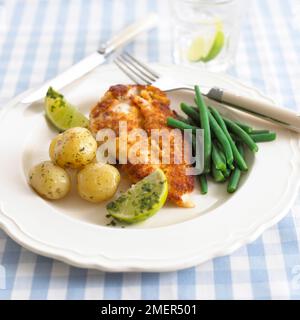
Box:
114 52 300 133
114 52 197 93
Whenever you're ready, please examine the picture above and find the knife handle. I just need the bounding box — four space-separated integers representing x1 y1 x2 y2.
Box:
99 14 158 55
208 87 300 133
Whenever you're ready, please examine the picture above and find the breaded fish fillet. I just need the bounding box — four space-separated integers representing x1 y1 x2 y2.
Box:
90 84 194 208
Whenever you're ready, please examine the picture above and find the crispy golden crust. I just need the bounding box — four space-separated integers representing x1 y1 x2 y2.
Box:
90 85 143 134
90 84 194 208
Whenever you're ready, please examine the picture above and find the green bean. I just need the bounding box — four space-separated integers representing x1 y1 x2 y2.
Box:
223 167 231 178
223 118 258 152
251 129 270 134
167 117 198 132
209 107 248 171
187 117 199 127
238 142 245 156
250 132 276 142
211 165 225 182
213 141 230 173
227 168 241 193
195 86 212 173
191 105 200 114
173 111 199 127
234 121 253 134
231 132 276 143
191 106 253 134
194 98 198 107
208 112 234 169
212 141 226 171
215 141 226 162
180 103 200 125
199 175 208 194
174 113 189 123
227 143 244 193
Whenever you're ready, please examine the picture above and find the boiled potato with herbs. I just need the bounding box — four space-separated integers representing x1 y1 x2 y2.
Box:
49 133 63 162
29 161 71 200
50 127 97 169
77 163 120 203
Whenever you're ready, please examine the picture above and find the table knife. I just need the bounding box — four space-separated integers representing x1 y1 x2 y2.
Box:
206 87 300 133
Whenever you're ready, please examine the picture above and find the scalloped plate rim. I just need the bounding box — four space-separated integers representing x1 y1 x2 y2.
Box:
0 63 299 272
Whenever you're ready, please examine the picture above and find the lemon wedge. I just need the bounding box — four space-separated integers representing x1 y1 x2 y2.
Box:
106 169 168 224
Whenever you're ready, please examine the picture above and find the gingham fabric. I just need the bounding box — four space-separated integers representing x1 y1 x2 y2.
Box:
0 0 300 300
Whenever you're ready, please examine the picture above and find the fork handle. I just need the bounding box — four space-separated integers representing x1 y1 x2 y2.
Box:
207 87 300 133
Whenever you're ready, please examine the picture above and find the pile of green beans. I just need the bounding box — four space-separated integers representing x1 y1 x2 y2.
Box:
167 85 277 194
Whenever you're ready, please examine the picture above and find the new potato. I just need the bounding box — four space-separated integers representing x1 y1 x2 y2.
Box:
50 127 97 169
29 161 71 200
77 163 120 203
49 133 63 162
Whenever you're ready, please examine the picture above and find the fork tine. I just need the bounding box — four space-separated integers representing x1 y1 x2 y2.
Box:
115 56 152 85
121 53 157 82
114 58 145 84
123 52 160 80
119 54 154 84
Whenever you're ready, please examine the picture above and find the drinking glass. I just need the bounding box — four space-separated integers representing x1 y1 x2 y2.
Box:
171 0 243 72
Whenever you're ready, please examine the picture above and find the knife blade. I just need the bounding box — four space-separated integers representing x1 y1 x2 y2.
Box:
21 14 158 104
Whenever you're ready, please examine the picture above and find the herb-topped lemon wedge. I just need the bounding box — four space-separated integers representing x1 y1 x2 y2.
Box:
106 169 168 224
45 87 89 132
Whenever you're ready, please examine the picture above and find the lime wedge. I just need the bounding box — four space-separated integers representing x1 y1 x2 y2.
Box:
106 169 168 224
187 37 211 62
187 20 225 63
45 87 89 132
201 29 225 62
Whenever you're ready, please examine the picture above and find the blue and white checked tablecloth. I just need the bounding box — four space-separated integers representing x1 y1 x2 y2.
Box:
0 0 300 300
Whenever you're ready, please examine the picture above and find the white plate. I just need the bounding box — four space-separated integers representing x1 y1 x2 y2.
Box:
0 64 300 272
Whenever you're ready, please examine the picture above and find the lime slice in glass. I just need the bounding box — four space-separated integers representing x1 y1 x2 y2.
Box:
106 169 168 224
45 87 89 132
187 20 225 63
201 29 225 62
187 36 211 62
